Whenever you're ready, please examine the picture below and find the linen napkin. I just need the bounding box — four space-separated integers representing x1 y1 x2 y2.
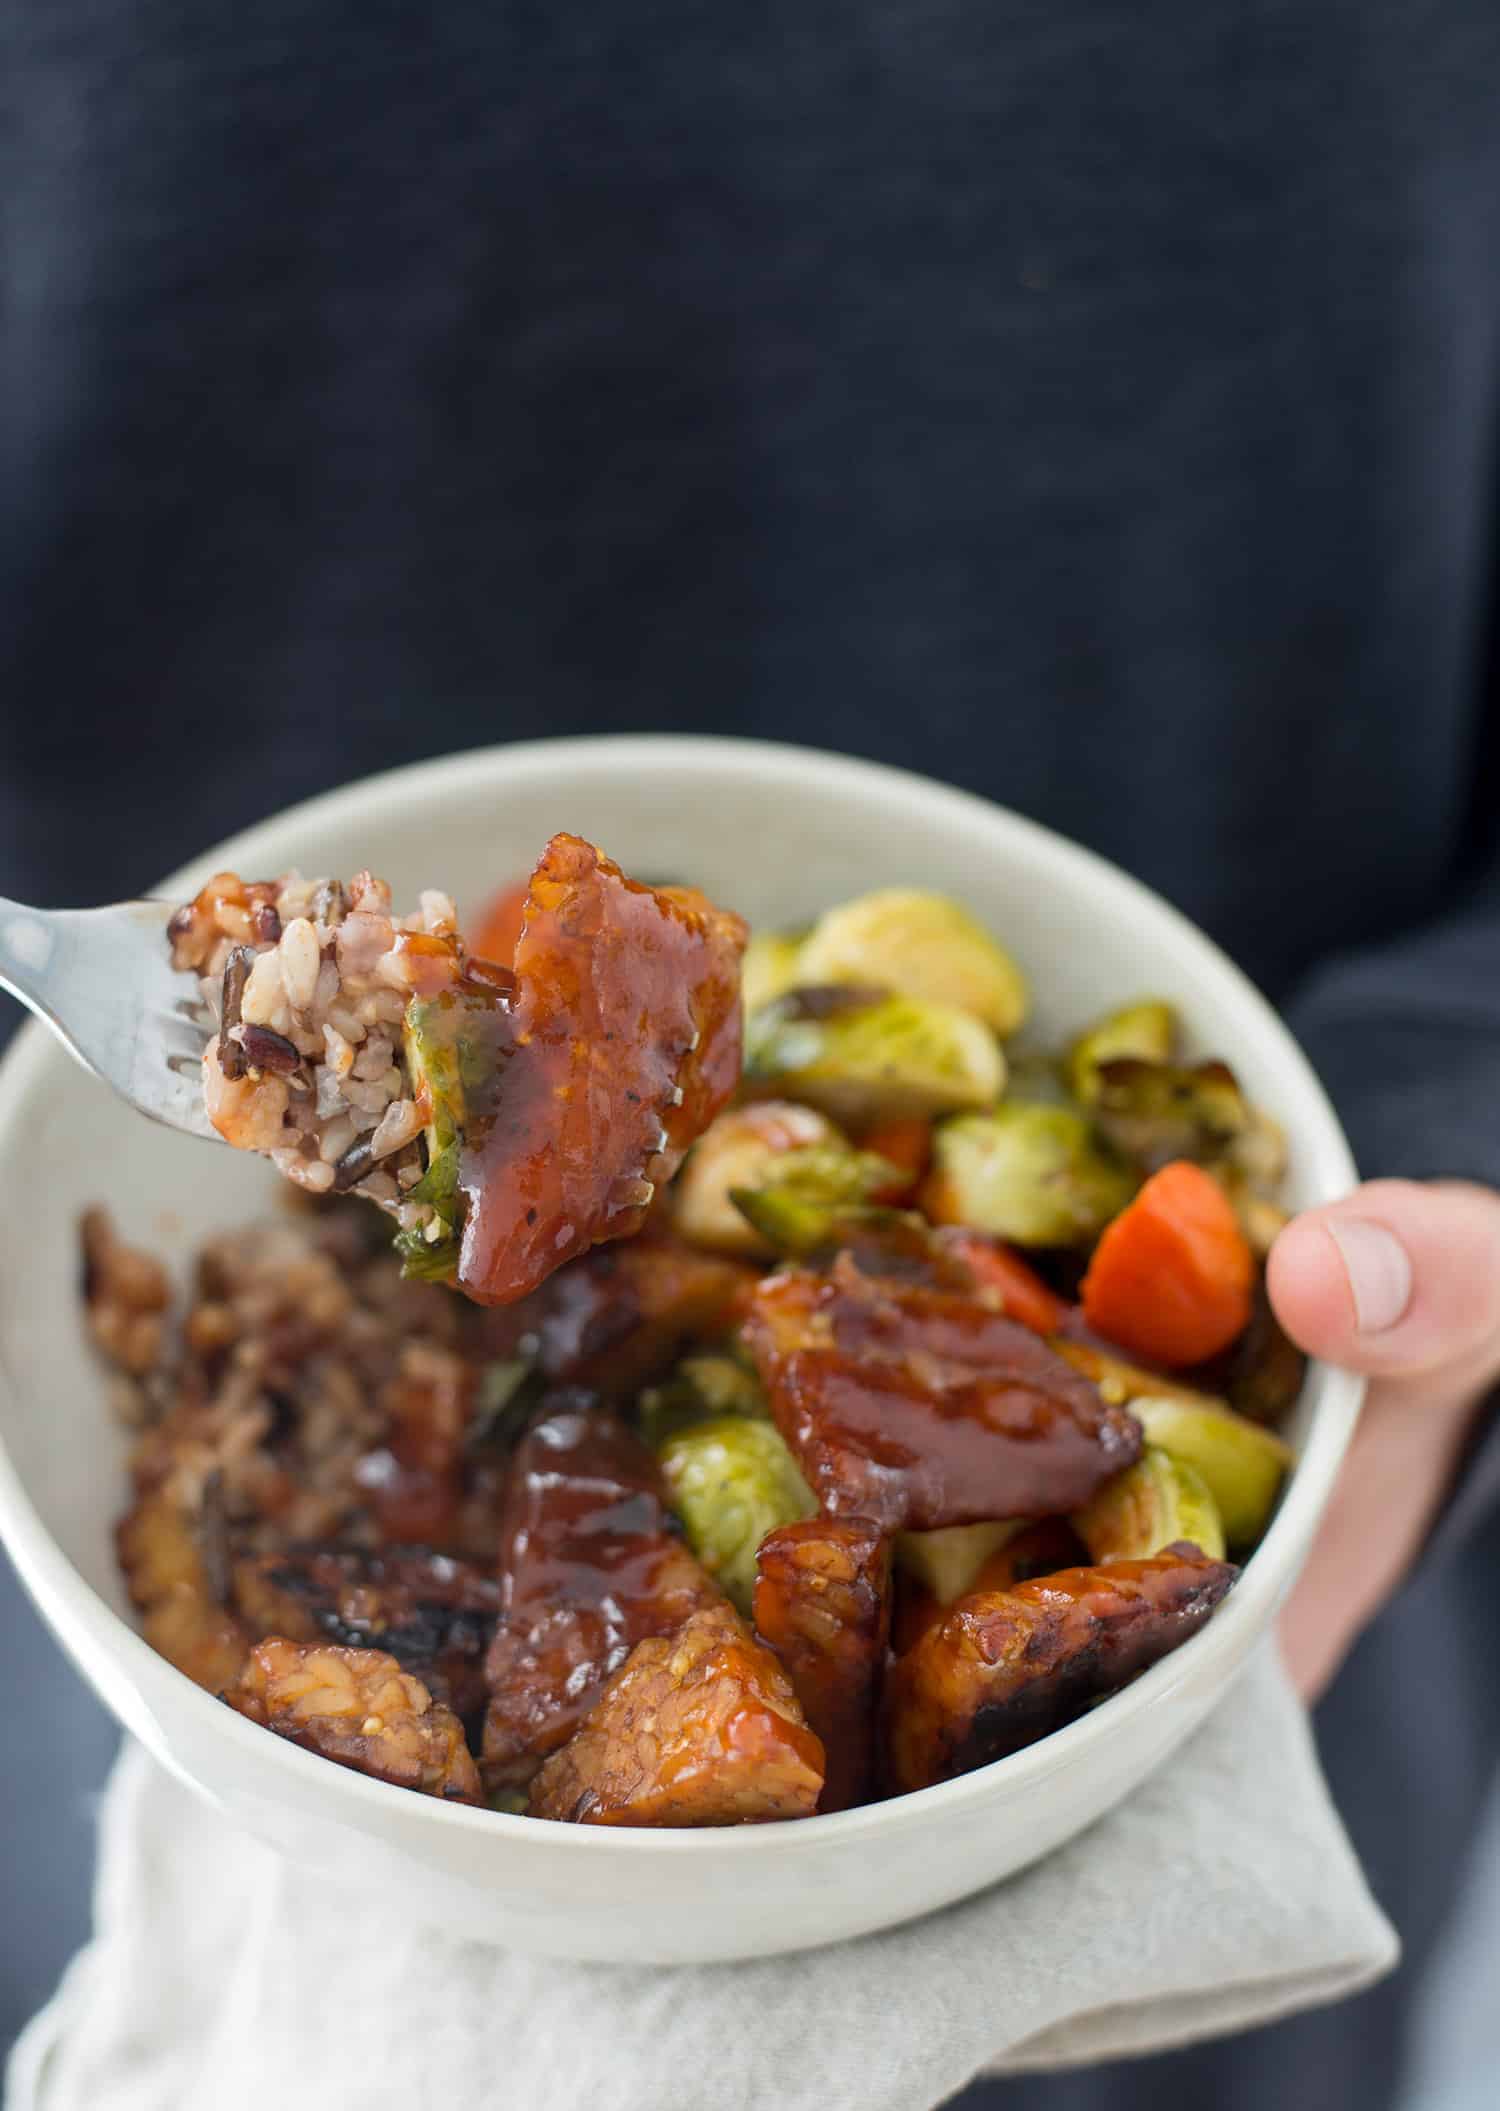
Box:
6 1647 1396 2111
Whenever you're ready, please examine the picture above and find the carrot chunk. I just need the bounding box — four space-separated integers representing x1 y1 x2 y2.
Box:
1080 1160 1253 1366
937 1231 1069 1336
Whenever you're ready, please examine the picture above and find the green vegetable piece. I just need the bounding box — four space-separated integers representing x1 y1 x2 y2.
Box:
895 1520 1022 1603
392 1223 461 1284
1073 1447 1226 1564
397 983 509 1279
926 1103 1136 1247
726 1140 905 1257
672 1101 843 1255
658 1416 816 1614
1130 1397 1293 1548
797 889 1030 1035
1091 1057 1249 1172
401 986 502 1224
1212 1107 1292 1256
1066 999 1177 1104
636 1354 770 1450
744 989 1004 1126
741 930 807 1017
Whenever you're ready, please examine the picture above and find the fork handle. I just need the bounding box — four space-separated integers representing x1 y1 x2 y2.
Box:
0 897 62 1020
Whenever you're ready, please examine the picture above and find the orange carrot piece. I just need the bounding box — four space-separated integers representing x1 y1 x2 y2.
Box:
863 1116 933 1199
940 1231 1069 1337
1080 1160 1253 1367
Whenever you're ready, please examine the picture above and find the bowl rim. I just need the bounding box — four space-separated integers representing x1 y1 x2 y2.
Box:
0 732 1364 1852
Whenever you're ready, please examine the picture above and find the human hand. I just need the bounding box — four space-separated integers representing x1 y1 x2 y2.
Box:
1268 1180 1500 1701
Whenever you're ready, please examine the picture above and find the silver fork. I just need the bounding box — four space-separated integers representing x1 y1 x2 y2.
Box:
0 898 217 1138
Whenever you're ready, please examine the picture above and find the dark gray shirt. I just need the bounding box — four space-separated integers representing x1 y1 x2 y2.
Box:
4 2 1499 2097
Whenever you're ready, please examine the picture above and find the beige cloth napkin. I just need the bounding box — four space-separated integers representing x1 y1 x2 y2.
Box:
6 1647 1396 2111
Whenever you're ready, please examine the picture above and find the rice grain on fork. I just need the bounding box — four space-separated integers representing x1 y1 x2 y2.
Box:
170 868 464 1242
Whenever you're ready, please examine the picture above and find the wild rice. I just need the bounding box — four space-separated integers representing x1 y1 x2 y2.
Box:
169 869 461 1231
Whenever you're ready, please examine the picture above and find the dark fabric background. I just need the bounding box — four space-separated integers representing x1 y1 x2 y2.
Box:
4 0 1500 2096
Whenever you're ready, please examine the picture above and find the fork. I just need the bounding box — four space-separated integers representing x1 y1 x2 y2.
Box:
0 897 217 1138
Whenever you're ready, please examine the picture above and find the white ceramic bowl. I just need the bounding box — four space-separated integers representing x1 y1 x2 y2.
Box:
0 737 1362 1964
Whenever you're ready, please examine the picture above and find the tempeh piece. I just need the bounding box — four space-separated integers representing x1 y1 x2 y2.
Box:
225 1636 481 1802
529 1604 824 1826
886 1544 1237 1792
481 1396 719 1789
753 1518 891 1811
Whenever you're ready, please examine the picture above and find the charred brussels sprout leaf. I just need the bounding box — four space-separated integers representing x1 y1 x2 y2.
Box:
796 889 1030 1035
658 1416 816 1614
393 1224 461 1284
1090 1057 1249 1172
1073 1447 1226 1563
744 989 1004 1126
924 1103 1136 1247
1066 1000 1177 1104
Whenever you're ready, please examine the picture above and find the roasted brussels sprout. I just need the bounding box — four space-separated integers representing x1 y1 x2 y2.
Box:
796 889 1030 1035
741 929 807 1016
636 1353 769 1449
1212 1108 1293 1255
1129 1397 1291 1547
1065 999 1176 1104
895 1520 1023 1603
672 1101 842 1255
923 1103 1135 1247
729 1146 908 1257
1089 1057 1249 1172
658 1415 816 1613
1073 1447 1225 1563
744 988 1004 1125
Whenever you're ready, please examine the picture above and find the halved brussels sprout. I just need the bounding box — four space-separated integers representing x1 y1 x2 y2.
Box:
795 889 1030 1036
637 1353 769 1449
657 1416 816 1614
729 1145 906 1257
673 1101 842 1255
1130 1397 1292 1547
744 989 1004 1126
1090 1057 1248 1172
923 1103 1135 1247
894 1520 1023 1604
1066 1000 1177 1104
1211 1107 1292 1255
1072 1447 1226 1563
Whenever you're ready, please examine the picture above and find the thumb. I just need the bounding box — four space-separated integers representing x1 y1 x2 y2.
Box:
1267 1179 1500 1384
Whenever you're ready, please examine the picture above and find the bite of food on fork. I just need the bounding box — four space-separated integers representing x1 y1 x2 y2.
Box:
163 835 748 1307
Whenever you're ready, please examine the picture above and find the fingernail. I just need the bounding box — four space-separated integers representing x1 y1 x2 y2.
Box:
1328 1220 1413 1334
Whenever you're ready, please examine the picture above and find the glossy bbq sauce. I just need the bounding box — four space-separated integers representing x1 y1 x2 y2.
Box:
450 836 745 1308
